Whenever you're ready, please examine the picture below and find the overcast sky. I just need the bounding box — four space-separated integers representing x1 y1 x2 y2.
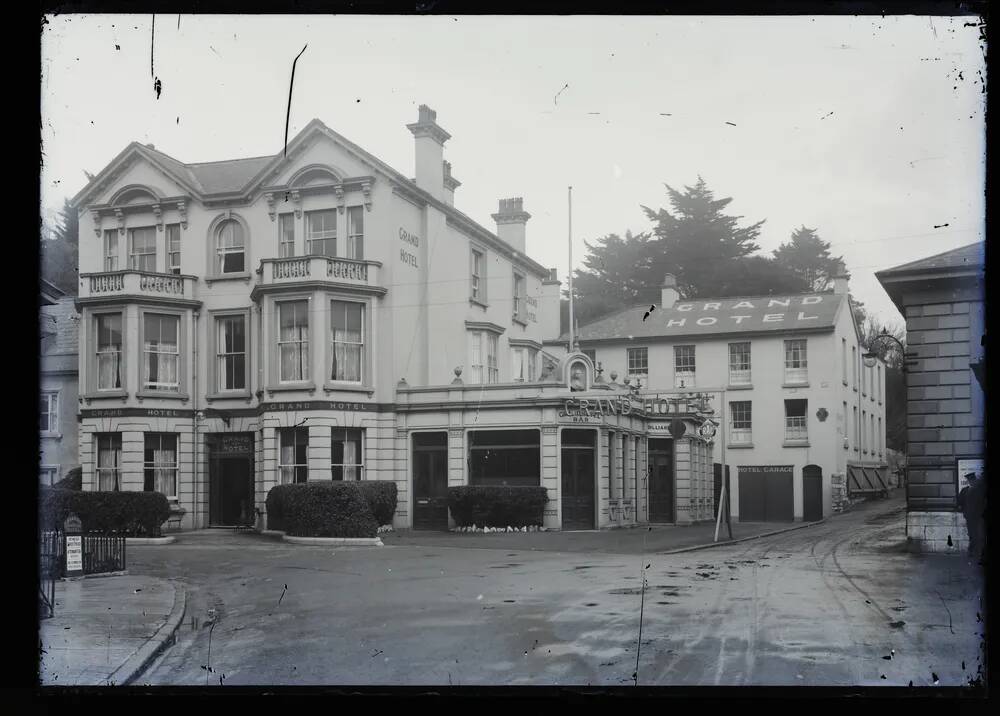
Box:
41 14 985 326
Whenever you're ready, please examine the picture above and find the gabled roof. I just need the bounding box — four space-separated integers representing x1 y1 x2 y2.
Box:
40 278 65 306
72 118 550 278
561 292 846 343
876 241 984 277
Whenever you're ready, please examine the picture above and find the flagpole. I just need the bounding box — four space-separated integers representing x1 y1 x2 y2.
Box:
568 186 574 352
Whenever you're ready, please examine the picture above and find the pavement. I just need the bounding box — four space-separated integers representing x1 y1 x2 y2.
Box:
39 575 186 686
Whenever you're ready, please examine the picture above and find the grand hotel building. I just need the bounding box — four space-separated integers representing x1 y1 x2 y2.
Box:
73 105 885 532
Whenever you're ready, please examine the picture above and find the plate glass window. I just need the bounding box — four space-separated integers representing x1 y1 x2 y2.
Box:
144 433 178 499
627 347 648 384
128 227 157 272
784 340 808 384
785 399 808 441
166 224 181 274
278 214 295 258
306 209 337 257
729 342 751 385
674 345 696 388
143 314 179 391
279 428 308 484
103 230 119 271
96 433 122 491
217 316 246 391
331 428 364 480
216 220 245 273
96 314 123 390
330 301 364 383
346 207 364 260
278 301 309 382
730 401 752 445
40 392 58 433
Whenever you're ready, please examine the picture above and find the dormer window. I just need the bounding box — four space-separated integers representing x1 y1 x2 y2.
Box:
216 220 245 273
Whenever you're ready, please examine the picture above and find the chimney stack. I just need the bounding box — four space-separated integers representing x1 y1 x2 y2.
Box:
406 105 451 200
442 160 461 206
661 273 680 308
832 272 850 295
492 197 531 253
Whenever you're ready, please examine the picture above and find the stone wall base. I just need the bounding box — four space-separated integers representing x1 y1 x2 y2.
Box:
906 510 970 554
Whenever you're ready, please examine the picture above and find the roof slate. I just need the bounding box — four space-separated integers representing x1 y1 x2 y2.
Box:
40 298 79 356
563 292 845 342
877 241 984 276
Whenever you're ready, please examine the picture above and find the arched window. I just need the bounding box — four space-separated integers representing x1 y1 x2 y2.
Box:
216 220 245 273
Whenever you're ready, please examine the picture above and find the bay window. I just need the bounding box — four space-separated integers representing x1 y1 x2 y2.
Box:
468 331 499 384
96 313 123 391
511 346 537 382
331 428 364 481
96 433 122 491
306 209 337 257
279 428 308 484
144 433 178 499
330 300 364 383
278 301 309 382
143 313 180 391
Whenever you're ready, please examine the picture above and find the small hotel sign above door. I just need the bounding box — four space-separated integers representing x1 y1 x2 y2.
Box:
219 434 253 454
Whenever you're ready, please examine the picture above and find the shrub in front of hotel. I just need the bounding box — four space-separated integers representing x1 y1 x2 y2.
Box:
39 488 171 536
355 480 398 526
447 486 548 528
266 482 378 538
53 467 82 490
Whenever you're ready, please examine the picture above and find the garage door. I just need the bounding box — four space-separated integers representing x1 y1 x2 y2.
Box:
738 466 794 522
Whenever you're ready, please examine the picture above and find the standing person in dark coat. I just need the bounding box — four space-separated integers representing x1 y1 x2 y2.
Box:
962 471 987 562
958 472 976 554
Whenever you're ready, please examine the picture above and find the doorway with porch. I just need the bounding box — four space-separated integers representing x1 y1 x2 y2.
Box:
206 433 255 527
648 438 675 523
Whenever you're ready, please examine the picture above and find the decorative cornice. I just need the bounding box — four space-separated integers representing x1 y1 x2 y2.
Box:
152 203 163 231
361 178 373 212
291 190 302 219
115 209 125 235
406 121 451 145
334 185 345 214
508 338 543 351
91 210 102 236
464 320 506 336
177 200 187 229
265 192 276 221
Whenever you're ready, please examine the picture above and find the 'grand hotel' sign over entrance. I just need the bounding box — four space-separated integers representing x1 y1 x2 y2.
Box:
559 394 711 420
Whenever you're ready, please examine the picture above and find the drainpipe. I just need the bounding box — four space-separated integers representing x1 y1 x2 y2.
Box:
192 309 200 530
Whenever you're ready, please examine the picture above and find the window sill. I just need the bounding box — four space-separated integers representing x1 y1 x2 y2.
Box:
727 383 753 390
82 390 129 401
204 272 252 284
512 315 528 328
783 440 810 448
782 382 809 389
469 297 489 310
41 432 63 440
205 391 253 402
323 383 375 396
266 382 317 394
728 443 754 449
137 390 190 402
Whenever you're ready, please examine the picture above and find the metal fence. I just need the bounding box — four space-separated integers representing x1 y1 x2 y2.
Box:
39 530 128 578
39 531 60 620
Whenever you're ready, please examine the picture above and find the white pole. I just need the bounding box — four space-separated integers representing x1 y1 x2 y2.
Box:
714 389 727 542
568 186 574 352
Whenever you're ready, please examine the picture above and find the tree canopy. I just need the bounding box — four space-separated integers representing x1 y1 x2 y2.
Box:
41 198 79 296
772 225 845 292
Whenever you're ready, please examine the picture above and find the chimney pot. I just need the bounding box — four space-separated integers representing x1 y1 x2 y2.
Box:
661 273 680 308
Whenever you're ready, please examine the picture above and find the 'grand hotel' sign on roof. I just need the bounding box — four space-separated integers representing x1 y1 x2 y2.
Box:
664 296 826 328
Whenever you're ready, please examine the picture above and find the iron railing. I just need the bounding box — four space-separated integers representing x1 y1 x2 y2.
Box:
38 530 127 578
39 531 60 620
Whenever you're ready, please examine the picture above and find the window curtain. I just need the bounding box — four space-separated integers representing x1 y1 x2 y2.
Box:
145 317 178 387
468 332 483 383
331 303 362 382
153 446 175 495
280 304 308 381
98 441 121 491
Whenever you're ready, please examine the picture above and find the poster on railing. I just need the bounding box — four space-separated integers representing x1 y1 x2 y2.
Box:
65 535 83 575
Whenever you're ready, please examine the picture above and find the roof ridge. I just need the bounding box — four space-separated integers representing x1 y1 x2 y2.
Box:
186 154 276 167
878 240 985 273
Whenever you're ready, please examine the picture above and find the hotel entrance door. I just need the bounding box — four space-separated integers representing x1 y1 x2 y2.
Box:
207 434 255 527
561 429 596 530
648 439 675 523
413 432 449 530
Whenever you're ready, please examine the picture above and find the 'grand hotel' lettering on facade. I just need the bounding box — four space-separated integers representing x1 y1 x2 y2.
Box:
663 296 824 327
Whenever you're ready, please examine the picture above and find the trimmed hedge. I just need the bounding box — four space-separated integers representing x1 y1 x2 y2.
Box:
39 488 171 537
53 467 82 491
265 482 378 538
355 481 398 526
447 485 549 527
